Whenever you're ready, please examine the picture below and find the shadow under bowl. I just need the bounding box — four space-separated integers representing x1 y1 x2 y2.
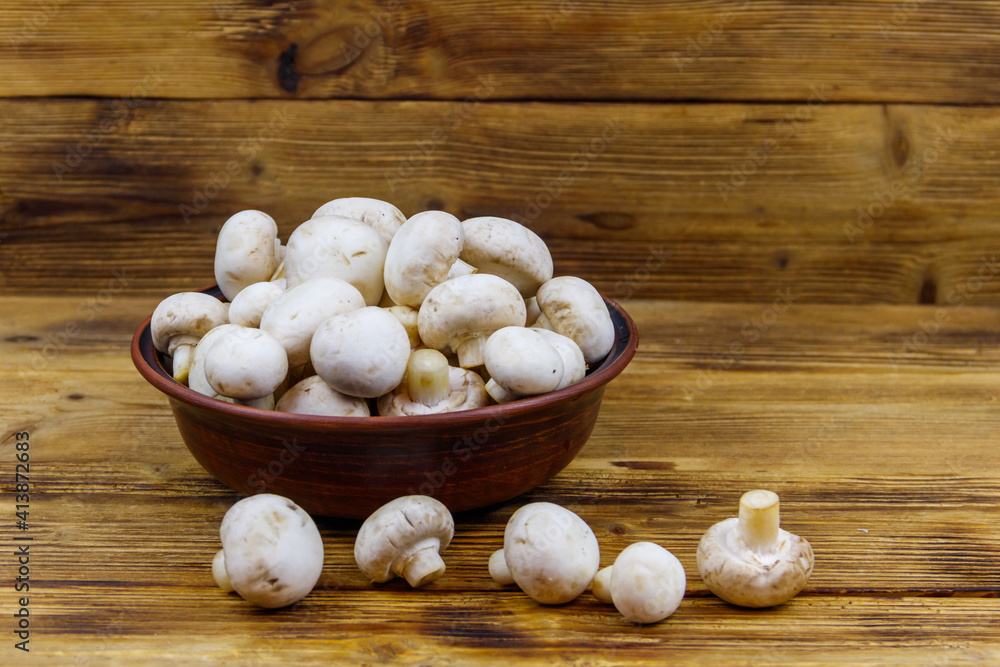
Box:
132 285 638 518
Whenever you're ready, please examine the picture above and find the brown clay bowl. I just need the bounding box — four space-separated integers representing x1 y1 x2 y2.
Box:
132 285 638 518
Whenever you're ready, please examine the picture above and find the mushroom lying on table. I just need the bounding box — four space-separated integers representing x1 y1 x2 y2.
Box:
217 494 324 608
609 542 687 624
354 495 454 588
697 490 814 608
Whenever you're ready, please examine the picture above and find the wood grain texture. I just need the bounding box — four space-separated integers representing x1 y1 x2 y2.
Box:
2 100 999 303
2 295 1000 663
1 1 1000 103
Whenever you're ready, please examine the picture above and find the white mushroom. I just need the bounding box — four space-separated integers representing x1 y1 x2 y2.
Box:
524 296 541 327
219 494 324 608
383 211 476 308
312 196 406 246
483 327 564 403
535 276 615 366
354 495 454 588
377 349 489 416
259 277 365 368
697 490 814 608
212 549 233 592
188 323 243 397
214 210 281 301
275 375 370 417
460 216 553 298
503 502 600 605
283 215 387 306
228 281 285 328
203 327 289 400
610 542 686 624
534 328 586 388
417 274 526 368
310 306 410 398
386 305 421 349
591 565 613 604
488 549 515 586
150 292 230 385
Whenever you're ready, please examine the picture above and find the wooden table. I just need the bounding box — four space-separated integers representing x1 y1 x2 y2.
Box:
3 1 1000 663
3 296 1000 664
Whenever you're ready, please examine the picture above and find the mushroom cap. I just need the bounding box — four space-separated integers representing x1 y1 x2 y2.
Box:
536 276 615 365
383 210 465 308
489 549 515 586
610 542 686 624
214 210 281 301
377 366 489 416
203 327 289 400
310 306 410 398
275 375 370 417
188 324 244 396
354 495 454 584
532 328 586 390
417 274 526 354
503 502 600 605
259 277 366 368
220 494 324 608
386 305 421 349
697 517 814 608
485 327 564 396
283 215 388 306
151 292 229 353
460 216 554 298
312 197 406 246
228 281 285 328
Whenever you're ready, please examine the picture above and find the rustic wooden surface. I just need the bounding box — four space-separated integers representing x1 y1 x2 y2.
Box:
3 0 1000 663
1 101 998 303
2 296 1000 664
1 1 999 103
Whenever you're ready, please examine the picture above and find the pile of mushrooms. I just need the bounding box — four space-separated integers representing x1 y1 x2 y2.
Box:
151 199 617 417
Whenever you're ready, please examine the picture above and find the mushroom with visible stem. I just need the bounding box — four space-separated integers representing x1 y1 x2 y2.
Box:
218 494 324 608
260 277 365 369
610 542 686 624
203 327 288 401
275 375 370 417
697 489 814 608
483 327 584 403
377 349 489 416
283 215 387 306
150 291 229 385
310 306 410 399
460 216 553 298
212 549 233 593
488 549 514 586
383 210 477 308
417 274 526 368
503 502 600 605
354 495 454 588
214 210 282 302
534 276 615 366
312 196 406 247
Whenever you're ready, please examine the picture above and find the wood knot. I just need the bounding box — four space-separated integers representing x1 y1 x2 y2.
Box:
278 43 301 94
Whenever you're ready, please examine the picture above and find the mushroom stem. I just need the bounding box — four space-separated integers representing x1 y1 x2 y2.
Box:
455 334 489 368
738 489 780 553
395 540 447 588
407 349 450 406
446 258 478 280
171 343 196 385
485 378 518 404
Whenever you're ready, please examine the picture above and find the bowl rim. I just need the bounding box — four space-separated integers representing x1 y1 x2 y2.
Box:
131 283 638 428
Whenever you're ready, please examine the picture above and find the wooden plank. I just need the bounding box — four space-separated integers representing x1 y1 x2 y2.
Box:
2 101 1000 303
1 1 1000 103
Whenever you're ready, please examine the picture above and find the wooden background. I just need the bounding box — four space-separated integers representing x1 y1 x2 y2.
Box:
2 1 1000 664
